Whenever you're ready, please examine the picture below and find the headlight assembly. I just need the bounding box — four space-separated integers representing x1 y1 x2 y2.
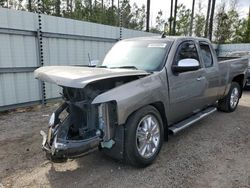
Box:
49 112 55 127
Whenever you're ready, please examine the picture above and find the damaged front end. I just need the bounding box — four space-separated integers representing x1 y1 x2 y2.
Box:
34 66 149 161
41 87 118 160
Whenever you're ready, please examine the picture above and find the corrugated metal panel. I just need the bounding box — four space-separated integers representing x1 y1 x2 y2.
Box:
122 28 156 39
0 8 37 30
0 34 37 68
0 8 160 110
218 43 250 56
45 82 61 99
43 38 114 67
42 14 119 39
0 72 40 106
2 8 249 110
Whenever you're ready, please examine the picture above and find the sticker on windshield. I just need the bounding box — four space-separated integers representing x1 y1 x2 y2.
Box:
148 43 167 48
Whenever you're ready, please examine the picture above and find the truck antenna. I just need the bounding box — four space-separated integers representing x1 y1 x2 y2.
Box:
88 53 91 66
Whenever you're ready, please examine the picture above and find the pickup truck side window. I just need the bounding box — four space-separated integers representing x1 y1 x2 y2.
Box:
174 41 200 65
199 43 213 68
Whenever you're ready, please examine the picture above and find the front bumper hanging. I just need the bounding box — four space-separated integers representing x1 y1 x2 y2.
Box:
40 129 101 158
40 102 103 159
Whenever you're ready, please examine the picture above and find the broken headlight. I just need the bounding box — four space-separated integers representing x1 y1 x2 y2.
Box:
49 112 56 127
98 102 117 145
98 103 110 141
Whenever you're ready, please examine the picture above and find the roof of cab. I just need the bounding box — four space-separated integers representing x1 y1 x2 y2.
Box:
123 35 211 43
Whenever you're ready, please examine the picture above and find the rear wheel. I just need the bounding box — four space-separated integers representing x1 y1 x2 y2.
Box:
124 105 164 167
217 82 241 112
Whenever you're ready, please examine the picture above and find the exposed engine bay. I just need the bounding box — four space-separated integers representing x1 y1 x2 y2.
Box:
40 75 143 160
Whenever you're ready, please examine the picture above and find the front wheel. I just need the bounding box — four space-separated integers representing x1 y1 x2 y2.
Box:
217 82 241 112
124 105 164 167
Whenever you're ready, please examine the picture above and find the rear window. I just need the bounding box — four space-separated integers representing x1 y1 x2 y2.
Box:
199 43 213 68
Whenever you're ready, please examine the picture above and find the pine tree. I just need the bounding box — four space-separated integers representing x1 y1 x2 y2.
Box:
194 0 205 37
242 7 250 43
175 4 191 36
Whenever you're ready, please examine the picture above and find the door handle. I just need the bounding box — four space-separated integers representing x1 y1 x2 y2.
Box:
196 76 205 81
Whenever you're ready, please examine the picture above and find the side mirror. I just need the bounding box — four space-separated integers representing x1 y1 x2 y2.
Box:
89 60 100 67
172 58 200 73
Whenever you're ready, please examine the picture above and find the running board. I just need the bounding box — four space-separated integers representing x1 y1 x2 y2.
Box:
169 107 217 135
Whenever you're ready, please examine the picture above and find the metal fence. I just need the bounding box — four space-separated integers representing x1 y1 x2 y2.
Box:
1 8 250 111
0 8 155 111
216 43 250 56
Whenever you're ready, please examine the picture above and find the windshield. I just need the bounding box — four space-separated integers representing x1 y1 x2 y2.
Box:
101 40 170 71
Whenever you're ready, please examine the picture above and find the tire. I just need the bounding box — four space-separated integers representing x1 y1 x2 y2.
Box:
217 82 241 112
124 105 164 167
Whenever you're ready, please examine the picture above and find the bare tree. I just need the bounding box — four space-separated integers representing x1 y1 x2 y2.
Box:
146 0 150 32
208 0 216 40
194 1 206 37
204 0 211 37
28 0 32 11
111 0 114 8
55 0 61 16
173 0 178 35
189 0 195 36
169 0 174 34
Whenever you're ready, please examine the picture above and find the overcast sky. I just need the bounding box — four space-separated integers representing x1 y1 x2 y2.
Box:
129 0 250 27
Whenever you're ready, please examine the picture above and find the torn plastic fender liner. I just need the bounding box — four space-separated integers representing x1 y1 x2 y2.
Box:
49 102 68 128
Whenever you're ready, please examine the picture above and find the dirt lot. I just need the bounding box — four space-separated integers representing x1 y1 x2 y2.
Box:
0 92 250 188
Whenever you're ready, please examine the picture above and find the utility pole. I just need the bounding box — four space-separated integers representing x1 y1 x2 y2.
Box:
28 0 32 12
169 0 174 35
117 0 120 26
204 0 211 37
146 0 150 32
111 0 114 9
208 0 216 41
173 0 178 35
189 0 195 36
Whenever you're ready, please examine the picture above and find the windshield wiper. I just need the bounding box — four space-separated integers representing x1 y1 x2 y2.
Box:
110 66 138 70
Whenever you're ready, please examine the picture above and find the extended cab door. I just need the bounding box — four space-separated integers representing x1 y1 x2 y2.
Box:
167 40 207 123
198 42 220 105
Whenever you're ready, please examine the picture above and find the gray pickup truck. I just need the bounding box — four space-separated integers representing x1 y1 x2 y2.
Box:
35 36 248 167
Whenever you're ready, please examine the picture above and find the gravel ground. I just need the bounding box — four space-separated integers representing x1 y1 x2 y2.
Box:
0 92 250 188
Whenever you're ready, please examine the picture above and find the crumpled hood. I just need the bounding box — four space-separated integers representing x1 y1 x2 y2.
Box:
34 66 149 88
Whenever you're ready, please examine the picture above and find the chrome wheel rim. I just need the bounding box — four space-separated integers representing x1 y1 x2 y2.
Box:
230 87 239 109
136 115 160 159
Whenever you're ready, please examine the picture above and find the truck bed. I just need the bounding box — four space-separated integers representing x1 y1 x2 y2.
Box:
218 56 240 62
217 56 248 98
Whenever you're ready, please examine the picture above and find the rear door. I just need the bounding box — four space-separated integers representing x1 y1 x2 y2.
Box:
198 42 220 105
168 40 207 123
